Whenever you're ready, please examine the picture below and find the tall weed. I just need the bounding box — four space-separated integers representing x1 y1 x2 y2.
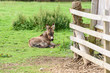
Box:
13 6 70 31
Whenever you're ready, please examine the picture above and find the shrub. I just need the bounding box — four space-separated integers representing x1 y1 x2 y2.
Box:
13 6 70 31
13 15 36 30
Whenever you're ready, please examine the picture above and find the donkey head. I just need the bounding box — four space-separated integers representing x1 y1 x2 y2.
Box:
46 24 55 41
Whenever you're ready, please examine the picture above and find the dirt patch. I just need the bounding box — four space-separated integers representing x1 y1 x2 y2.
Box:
0 63 19 70
0 56 104 73
27 56 104 73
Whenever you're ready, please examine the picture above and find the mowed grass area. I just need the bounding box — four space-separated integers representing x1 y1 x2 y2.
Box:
0 1 91 73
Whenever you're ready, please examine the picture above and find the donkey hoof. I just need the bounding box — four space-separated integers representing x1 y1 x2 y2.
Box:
50 47 54 48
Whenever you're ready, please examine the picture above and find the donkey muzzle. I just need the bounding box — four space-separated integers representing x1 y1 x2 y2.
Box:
50 37 54 41
51 39 54 41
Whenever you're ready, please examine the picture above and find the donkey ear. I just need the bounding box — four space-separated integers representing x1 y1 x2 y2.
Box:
51 24 55 30
46 24 50 29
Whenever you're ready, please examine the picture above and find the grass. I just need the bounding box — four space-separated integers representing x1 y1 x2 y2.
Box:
0 1 91 73
0 30 73 63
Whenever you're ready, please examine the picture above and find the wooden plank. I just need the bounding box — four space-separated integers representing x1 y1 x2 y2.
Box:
89 0 98 55
73 32 80 60
91 0 98 27
103 10 110 73
70 36 110 58
82 9 91 13
74 30 90 64
70 8 110 23
72 1 91 65
95 24 110 32
71 46 110 71
95 24 103 30
70 23 110 41
83 23 89 28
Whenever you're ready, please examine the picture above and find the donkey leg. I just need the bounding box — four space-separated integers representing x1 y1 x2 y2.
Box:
31 42 48 48
39 42 49 48
48 42 56 48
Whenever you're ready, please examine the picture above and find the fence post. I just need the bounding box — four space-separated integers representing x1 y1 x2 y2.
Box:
73 32 81 61
72 1 91 65
89 0 98 55
103 10 110 73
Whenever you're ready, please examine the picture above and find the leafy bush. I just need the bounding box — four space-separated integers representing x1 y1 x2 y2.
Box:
13 15 36 30
13 7 70 31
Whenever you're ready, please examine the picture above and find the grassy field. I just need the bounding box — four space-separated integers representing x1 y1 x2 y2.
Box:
0 1 91 73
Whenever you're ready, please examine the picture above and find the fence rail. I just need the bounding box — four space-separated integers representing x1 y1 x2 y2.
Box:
70 36 110 58
70 7 110 72
70 23 110 41
70 46 110 71
70 8 110 22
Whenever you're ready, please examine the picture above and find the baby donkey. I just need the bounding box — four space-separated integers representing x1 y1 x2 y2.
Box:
29 24 56 48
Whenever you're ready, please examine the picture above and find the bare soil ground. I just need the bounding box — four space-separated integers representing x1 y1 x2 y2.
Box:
27 56 104 73
1 56 104 73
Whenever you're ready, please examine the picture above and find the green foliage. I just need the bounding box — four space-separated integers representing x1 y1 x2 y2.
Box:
0 2 91 72
13 15 36 30
13 6 70 31
34 7 70 31
0 53 12 58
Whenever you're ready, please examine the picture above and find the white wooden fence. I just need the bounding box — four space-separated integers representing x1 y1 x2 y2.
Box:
70 4 110 73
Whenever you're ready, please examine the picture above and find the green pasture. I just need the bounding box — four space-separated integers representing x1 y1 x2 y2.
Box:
0 1 91 73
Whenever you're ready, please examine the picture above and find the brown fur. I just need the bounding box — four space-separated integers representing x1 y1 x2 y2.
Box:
29 24 55 48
